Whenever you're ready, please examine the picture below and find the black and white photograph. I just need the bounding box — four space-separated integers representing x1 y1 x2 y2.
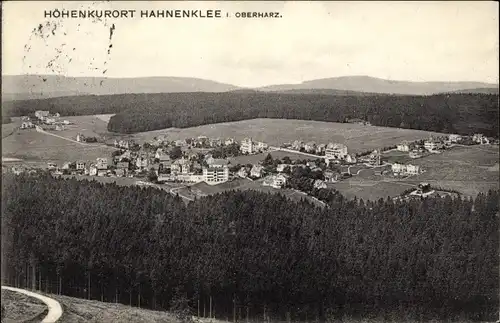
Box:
1 1 499 322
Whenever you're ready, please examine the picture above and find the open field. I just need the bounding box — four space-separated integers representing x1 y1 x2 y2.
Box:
333 145 499 200
330 179 411 202
48 115 115 141
382 149 426 164
2 129 116 164
124 118 445 153
93 114 115 123
397 145 499 196
1 289 47 323
183 178 326 207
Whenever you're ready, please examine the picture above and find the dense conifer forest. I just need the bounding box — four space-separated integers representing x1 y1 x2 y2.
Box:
2 92 499 137
2 172 498 321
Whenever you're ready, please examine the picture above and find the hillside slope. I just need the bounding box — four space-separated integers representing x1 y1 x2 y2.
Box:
258 75 498 95
1 75 241 100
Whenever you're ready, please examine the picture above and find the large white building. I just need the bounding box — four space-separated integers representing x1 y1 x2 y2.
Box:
240 138 255 154
392 163 420 175
203 158 230 184
325 143 348 160
203 166 229 185
424 140 438 151
263 174 289 189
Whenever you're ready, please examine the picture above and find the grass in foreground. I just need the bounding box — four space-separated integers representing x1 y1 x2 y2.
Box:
47 293 230 323
1 289 47 323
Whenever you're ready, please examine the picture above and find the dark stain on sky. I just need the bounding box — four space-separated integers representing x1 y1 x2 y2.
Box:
23 1 116 91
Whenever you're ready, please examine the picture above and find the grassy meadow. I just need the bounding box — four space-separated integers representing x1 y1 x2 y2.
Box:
123 118 444 153
1 128 116 164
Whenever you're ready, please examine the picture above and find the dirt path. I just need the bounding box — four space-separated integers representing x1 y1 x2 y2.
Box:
2 286 63 323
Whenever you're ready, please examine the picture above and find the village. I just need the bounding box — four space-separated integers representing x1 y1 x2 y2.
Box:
8 110 498 202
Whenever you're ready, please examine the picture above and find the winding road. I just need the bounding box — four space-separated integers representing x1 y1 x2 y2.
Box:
1 286 63 323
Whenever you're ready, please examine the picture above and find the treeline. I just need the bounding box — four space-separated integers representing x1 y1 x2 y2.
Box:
2 92 499 137
2 172 499 321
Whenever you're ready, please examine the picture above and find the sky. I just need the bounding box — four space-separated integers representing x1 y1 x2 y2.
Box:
2 1 499 87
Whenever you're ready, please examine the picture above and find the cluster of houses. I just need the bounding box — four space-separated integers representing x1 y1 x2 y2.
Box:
21 111 71 131
396 133 491 159
143 135 239 150
240 138 269 154
286 141 359 164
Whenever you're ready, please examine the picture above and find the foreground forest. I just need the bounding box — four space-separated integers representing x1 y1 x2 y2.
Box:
2 92 499 137
1 172 498 322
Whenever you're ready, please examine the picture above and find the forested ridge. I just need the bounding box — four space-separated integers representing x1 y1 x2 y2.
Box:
2 172 498 321
2 92 498 137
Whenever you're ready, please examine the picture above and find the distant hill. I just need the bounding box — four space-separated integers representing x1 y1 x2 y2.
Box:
1 75 241 100
257 76 499 95
262 88 389 96
2 75 498 100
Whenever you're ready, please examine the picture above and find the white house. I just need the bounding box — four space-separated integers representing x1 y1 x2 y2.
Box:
256 141 268 152
96 158 108 170
448 134 462 143
250 165 264 178
406 164 421 175
325 143 348 160
392 163 420 175
291 140 304 151
397 141 411 152
473 134 490 145
225 138 235 146
304 142 317 153
155 148 171 162
136 156 149 169
35 110 50 120
76 134 86 143
424 140 438 151
240 138 255 154
89 164 98 176
368 150 382 166
172 158 191 174
203 165 229 185
345 154 357 164
45 117 56 125
21 121 34 129
324 171 339 183
76 161 86 171
276 164 288 173
392 163 406 174
313 179 327 189
237 167 249 178
316 144 326 154
271 174 288 189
